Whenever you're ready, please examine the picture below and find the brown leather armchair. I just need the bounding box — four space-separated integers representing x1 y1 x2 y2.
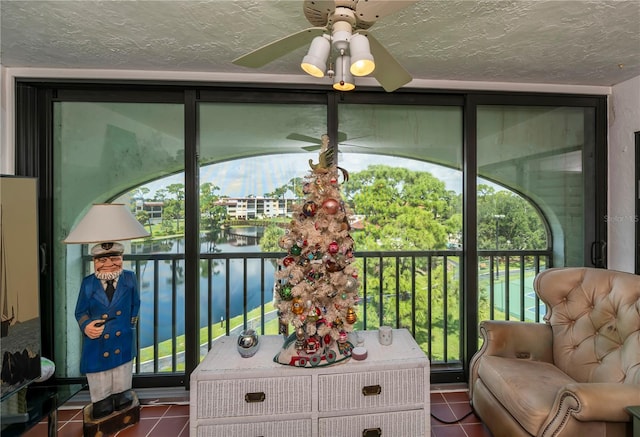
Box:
469 267 640 437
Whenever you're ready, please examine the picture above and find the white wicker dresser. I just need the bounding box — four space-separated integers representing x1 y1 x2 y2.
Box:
189 328 430 437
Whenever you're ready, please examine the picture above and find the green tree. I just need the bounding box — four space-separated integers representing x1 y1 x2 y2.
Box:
200 182 227 252
162 200 181 233
165 183 185 231
287 176 305 199
343 165 454 250
477 184 547 250
131 187 150 203
154 189 168 227
166 183 185 201
260 224 285 253
136 210 152 236
154 188 168 202
200 182 226 228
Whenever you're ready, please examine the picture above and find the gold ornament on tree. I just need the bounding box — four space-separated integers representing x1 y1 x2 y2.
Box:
274 135 360 368
346 307 357 324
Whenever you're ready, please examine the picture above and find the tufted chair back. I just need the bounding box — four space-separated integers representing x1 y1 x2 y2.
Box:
534 267 640 385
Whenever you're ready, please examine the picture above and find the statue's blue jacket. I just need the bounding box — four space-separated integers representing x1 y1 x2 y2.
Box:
74 270 140 374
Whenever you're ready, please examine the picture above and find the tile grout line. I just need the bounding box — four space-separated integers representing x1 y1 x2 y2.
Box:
140 404 172 437
143 417 163 437
177 417 190 437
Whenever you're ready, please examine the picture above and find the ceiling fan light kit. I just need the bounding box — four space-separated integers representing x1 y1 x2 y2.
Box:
333 54 356 91
301 35 331 77
233 0 417 93
349 33 375 76
312 20 373 90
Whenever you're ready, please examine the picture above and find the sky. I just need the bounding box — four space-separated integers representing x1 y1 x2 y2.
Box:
140 153 466 199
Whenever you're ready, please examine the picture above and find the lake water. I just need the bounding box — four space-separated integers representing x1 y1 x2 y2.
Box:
130 227 274 348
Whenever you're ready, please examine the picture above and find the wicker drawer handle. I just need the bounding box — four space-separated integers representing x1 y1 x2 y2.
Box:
362 384 382 396
363 428 382 437
244 392 266 403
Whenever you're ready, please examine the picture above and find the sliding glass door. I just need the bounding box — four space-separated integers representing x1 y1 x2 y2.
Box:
15 82 607 386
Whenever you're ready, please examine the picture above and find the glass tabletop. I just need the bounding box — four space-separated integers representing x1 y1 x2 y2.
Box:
0 383 85 437
627 405 640 419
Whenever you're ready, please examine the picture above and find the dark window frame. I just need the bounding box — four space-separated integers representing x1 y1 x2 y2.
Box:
14 81 608 387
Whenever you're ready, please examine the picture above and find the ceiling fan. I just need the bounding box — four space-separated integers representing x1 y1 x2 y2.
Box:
232 0 418 92
286 132 371 152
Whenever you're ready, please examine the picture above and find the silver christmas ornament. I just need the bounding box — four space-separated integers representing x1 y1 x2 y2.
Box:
237 329 260 358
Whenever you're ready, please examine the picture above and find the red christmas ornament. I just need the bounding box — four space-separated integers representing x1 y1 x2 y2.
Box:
328 241 339 254
282 256 295 266
322 198 340 215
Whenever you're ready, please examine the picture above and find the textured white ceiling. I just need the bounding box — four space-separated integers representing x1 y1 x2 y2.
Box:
1 0 639 88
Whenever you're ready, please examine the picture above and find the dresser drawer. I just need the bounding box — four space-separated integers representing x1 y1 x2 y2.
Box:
318 368 425 411
319 409 426 436
195 376 311 418
196 418 312 437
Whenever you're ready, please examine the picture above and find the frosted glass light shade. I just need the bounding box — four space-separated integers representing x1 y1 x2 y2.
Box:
63 203 150 244
301 36 330 78
349 34 375 76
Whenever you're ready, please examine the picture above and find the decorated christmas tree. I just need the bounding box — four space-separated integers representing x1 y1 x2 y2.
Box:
274 135 359 367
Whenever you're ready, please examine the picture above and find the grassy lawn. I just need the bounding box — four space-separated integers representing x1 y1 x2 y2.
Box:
138 301 277 365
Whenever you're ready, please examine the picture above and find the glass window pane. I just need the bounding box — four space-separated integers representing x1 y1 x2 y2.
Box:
339 103 463 364
477 105 592 322
196 102 327 358
54 102 183 377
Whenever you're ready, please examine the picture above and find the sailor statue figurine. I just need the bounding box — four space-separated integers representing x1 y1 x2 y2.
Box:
74 242 140 420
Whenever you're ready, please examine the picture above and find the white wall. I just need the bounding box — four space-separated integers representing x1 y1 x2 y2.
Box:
607 75 640 273
0 65 11 174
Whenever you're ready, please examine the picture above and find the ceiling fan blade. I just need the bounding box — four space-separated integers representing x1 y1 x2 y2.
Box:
355 0 418 23
363 32 412 92
232 27 326 68
302 145 358 153
301 145 322 152
287 131 348 144
287 133 322 144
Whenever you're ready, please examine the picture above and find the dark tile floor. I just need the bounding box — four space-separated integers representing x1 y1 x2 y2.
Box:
430 388 493 437
22 386 493 437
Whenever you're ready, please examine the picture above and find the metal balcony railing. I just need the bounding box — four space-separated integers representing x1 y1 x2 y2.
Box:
108 249 551 375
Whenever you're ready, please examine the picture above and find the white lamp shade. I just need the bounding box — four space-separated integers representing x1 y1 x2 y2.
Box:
333 55 356 91
301 36 330 77
63 203 150 244
349 34 375 76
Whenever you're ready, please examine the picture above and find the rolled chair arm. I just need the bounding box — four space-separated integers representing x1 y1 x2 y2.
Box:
469 320 553 399
477 320 553 361
561 383 640 421
540 383 640 435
